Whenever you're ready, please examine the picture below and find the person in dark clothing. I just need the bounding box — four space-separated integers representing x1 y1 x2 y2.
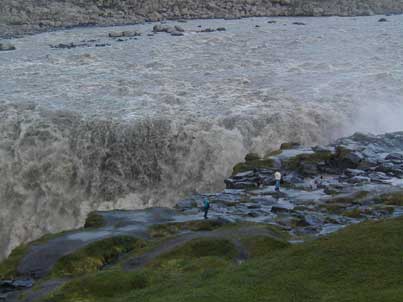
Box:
203 197 210 219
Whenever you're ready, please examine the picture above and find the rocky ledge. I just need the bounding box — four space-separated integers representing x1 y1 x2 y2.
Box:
1 131 403 301
177 131 403 237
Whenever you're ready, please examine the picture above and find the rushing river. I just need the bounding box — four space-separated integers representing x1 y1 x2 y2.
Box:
0 15 402 259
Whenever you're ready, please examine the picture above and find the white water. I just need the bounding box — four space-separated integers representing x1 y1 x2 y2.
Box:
0 15 403 259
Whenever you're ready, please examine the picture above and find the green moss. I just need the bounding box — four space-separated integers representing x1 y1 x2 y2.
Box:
335 146 352 159
241 236 289 258
376 191 403 206
283 151 333 171
150 238 238 268
0 244 29 279
342 208 362 218
327 191 369 205
232 158 275 175
0 229 83 279
46 217 403 302
244 153 261 161
280 142 300 150
265 224 291 241
325 188 342 196
149 219 227 238
84 212 105 229
45 270 148 302
265 149 283 157
150 256 230 274
320 203 346 214
51 236 145 277
372 205 396 214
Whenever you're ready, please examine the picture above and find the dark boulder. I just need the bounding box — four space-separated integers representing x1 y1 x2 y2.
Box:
174 25 185 32
245 153 260 161
0 279 33 292
170 31 184 36
0 43 16 51
122 30 142 37
108 32 124 38
50 42 90 49
153 25 175 33
385 153 403 161
200 28 215 33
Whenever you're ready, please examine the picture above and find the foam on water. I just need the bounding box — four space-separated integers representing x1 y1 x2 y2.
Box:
0 15 403 259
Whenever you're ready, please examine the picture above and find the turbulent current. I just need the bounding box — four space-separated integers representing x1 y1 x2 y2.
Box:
0 15 403 259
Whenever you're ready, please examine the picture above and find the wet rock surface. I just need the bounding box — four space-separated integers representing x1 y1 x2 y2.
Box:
179 131 403 237
0 279 33 301
215 132 403 236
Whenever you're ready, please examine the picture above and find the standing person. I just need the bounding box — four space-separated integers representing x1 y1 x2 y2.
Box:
274 171 282 192
203 197 210 219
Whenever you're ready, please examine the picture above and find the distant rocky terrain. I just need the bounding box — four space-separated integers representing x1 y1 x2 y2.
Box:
1 0 403 37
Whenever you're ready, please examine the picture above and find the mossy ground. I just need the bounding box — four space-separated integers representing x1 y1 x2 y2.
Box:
154 238 238 262
0 244 29 279
265 149 282 157
283 151 333 171
51 236 145 277
0 229 78 279
240 235 289 257
148 238 239 273
232 158 275 175
244 153 261 161
376 191 403 206
84 212 106 228
327 191 369 205
45 270 148 302
280 142 300 150
342 208 363 218
44 216 403 302
148 219 227 238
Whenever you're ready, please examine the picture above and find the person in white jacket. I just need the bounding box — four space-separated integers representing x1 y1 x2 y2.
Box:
274 171 282 192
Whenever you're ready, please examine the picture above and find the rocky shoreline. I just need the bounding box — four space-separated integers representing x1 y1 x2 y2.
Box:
1 131 403 301
1 0 403 38
177 132 403 236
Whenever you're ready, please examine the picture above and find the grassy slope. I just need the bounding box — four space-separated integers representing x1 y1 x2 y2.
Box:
51 236 144 278
45 216 403 302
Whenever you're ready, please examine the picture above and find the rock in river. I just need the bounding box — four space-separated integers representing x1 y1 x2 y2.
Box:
0 43 16 51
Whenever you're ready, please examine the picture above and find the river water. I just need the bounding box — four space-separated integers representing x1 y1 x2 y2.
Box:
0 15 402 259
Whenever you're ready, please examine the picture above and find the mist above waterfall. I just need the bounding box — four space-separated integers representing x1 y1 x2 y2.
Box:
0 15 402 259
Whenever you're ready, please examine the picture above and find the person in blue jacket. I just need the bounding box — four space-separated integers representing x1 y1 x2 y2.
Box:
203 197 210 219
